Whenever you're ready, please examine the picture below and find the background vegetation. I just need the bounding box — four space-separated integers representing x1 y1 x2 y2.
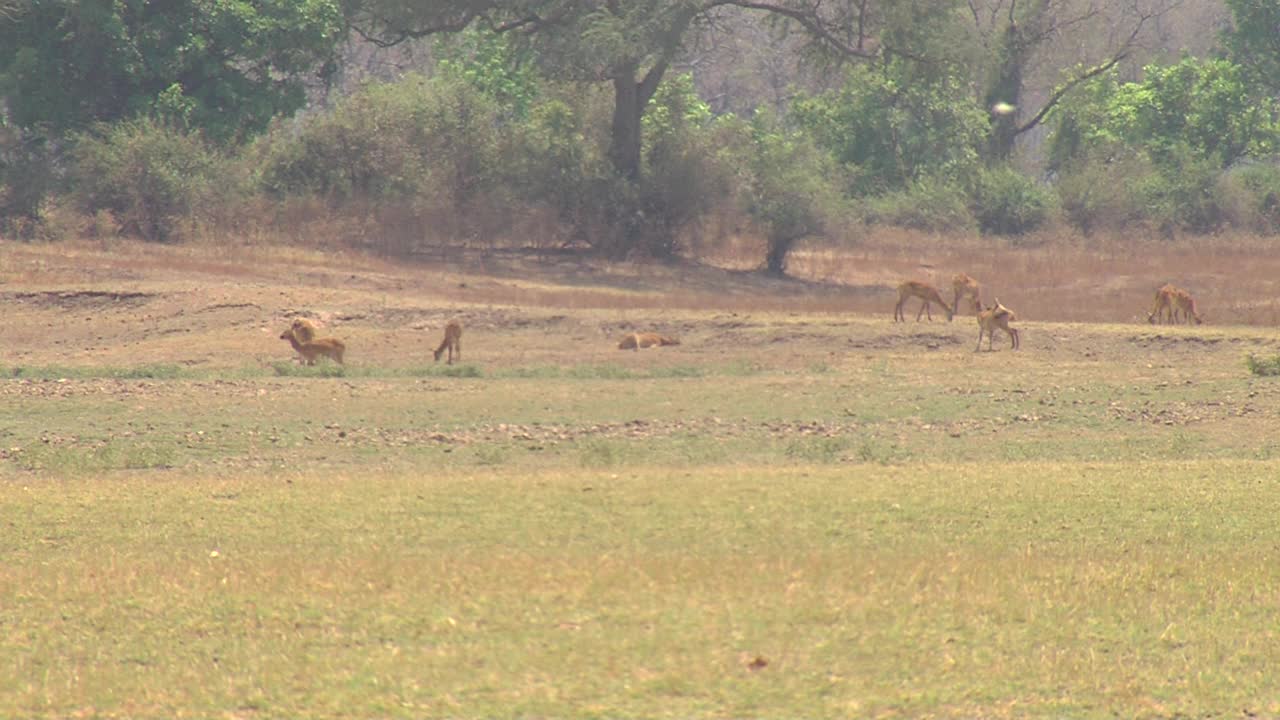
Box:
3 1 1280 268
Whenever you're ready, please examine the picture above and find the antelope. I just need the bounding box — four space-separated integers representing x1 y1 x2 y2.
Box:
952 273 983 316
1148 284 1203 325
894 280 954 323
280 326 346 365
434 319 463 364
976 298 1020 352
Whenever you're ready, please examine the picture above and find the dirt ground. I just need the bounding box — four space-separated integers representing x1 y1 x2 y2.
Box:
1 237 1278 375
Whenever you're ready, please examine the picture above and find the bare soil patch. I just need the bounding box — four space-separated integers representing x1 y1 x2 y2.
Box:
1 237 1278 380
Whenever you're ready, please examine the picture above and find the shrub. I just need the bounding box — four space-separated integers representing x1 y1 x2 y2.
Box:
1136 145 1225 235
1055 152 1151 235
1217 161 1280 234
0 127 55 236
1246 353 1280 377
866 177 974 233
259 74 503 209
968 165 1055 235
68 119 232 242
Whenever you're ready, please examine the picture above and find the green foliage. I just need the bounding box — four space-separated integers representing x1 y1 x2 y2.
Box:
1050 58 1280 171
792 62 987 194
866 176 975 233
259 74 503 210
1049 56 1280 234
1222 0 1280 97
630 75 728 256
68 119 236 242
714 111 848 274
434 27 541 119
1217 162 1280 234
968 165 1054 236
1054 151 1150 235
1247 353 1280 377
507 97 612 244
0 125 53 235
0 0 343 142
1132 144 1226 235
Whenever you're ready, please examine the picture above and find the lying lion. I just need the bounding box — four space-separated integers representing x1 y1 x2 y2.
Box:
617 332 681 350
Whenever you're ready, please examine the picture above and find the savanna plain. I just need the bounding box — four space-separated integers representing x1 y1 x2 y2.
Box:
6 233 1280 719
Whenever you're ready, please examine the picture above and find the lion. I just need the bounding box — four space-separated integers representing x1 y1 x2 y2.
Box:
618 332 681 350
894 280 954 323
289 317 319 343
434 319 463 364
280 325 346 365
976 298 1020 352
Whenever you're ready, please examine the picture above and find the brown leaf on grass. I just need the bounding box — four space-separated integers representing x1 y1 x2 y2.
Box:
746 655 768 671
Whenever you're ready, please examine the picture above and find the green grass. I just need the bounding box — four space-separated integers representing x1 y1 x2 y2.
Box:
5 463 1280 718
5 318 1280 717
1246 352 1280 376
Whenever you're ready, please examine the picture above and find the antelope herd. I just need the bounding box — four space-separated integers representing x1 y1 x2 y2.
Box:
276 277 1205 364
885 275 1204 353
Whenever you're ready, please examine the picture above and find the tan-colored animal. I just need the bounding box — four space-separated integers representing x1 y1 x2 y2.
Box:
976 298 1020 352
1147 284 1203 325
434 319 463 364
618 332 681 350
280 325 346 365
289 317 319 343
894 280 954 323
952 273 983 316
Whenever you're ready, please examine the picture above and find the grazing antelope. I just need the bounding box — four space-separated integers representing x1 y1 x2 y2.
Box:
952 273 983 316
618 332 680 350
1148 284 1203 325
434 319 463 364
894 280 954 323
280 326 346 365
976 298 1020 352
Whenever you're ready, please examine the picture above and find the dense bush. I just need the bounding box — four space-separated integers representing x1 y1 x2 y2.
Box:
1135 145 1225 235
0 127 54 237
629 75 731 257
968 165 1055 235
1055 152 1151 235
866 177 974 234
68 120 233 242
260 74 503 209
1216 162 1280 234
713 111 849 274
792 63 987 195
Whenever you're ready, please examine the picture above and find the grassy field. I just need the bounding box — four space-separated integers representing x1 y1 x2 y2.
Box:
4 239 1280 717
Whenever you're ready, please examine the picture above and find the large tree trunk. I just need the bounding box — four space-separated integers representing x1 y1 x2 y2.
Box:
609 70 644 182
603 59 671 256
984 22 1029 162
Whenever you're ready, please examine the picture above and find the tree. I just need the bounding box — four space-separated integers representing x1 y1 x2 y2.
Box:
1223 0 1280 96
728 112 845 275
344 0 932 253
966 0 1180 162
1049 57 1279 170
0 0 345 142
792 60 988 194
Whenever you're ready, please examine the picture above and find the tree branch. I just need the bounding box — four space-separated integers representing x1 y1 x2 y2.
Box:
1015 52 1124 136
723 1 878 59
